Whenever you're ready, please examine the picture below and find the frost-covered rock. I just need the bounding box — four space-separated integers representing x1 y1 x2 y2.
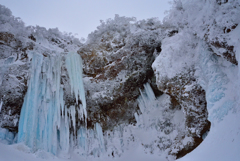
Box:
153 0 240 159
1 0 239 160
78 15 165 131
77 14 211 159
162 0 240 65
152 32 210 158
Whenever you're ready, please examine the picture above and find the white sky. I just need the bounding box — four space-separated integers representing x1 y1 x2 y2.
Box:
0 0 171 39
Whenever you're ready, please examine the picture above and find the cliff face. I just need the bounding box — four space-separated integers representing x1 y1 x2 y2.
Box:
153 0 239 158
1 0 239 160
0 32 29 132
0 4 210 159
77 15 210 158
78 16 164 131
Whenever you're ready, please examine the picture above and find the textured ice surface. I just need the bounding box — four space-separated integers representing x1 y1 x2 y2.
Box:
0 127 14 145
18 52 62 154
196 41 238 123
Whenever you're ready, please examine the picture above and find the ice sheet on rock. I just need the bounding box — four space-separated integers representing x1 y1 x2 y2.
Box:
197 41 237 122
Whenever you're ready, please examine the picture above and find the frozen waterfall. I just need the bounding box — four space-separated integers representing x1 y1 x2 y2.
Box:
17 52 87 155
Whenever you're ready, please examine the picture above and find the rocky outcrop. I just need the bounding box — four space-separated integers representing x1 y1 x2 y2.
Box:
78 16 163 131
156 69 210 158
77 15 211 159
152 0 239 158
0 32 31 132
0 4 215 160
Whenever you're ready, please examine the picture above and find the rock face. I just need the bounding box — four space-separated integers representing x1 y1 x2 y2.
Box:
155 69 210 158
0 32 31 132
78 16 164 131
153 0 240 158
0 3 220 160
78 18 180 134
78 15 211 158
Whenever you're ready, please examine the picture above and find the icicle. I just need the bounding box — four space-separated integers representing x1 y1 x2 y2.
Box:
137 82 157 113
69 106 76 133
59 118 70 153
77 126 87 154
143 83 156 101
95 123 105 153
134 112 139 123
0 99 3 113
65 52 87 120
18 52 44 151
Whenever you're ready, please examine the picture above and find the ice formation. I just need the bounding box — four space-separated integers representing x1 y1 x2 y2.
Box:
0 100 2 113
133 83 187 157
65 52 87 119
0 127 14 145
17 51 87 155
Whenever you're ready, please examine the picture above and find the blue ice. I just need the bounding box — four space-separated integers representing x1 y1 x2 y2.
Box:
17 52 87 155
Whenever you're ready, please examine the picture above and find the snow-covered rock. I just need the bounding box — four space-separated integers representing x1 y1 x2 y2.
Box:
1 0 239 160
153 0 240 160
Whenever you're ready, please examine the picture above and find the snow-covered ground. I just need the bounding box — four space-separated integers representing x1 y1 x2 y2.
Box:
1 107 240 161
179 111 240 161
0 142 167 161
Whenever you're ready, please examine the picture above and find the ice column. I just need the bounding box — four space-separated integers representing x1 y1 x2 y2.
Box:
18 52 62 154
65 52 87 120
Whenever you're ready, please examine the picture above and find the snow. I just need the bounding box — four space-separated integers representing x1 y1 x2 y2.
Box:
155 1 240 160
179 112 240 161
0 141 170 161
152 31 198 81
1 0 240 160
